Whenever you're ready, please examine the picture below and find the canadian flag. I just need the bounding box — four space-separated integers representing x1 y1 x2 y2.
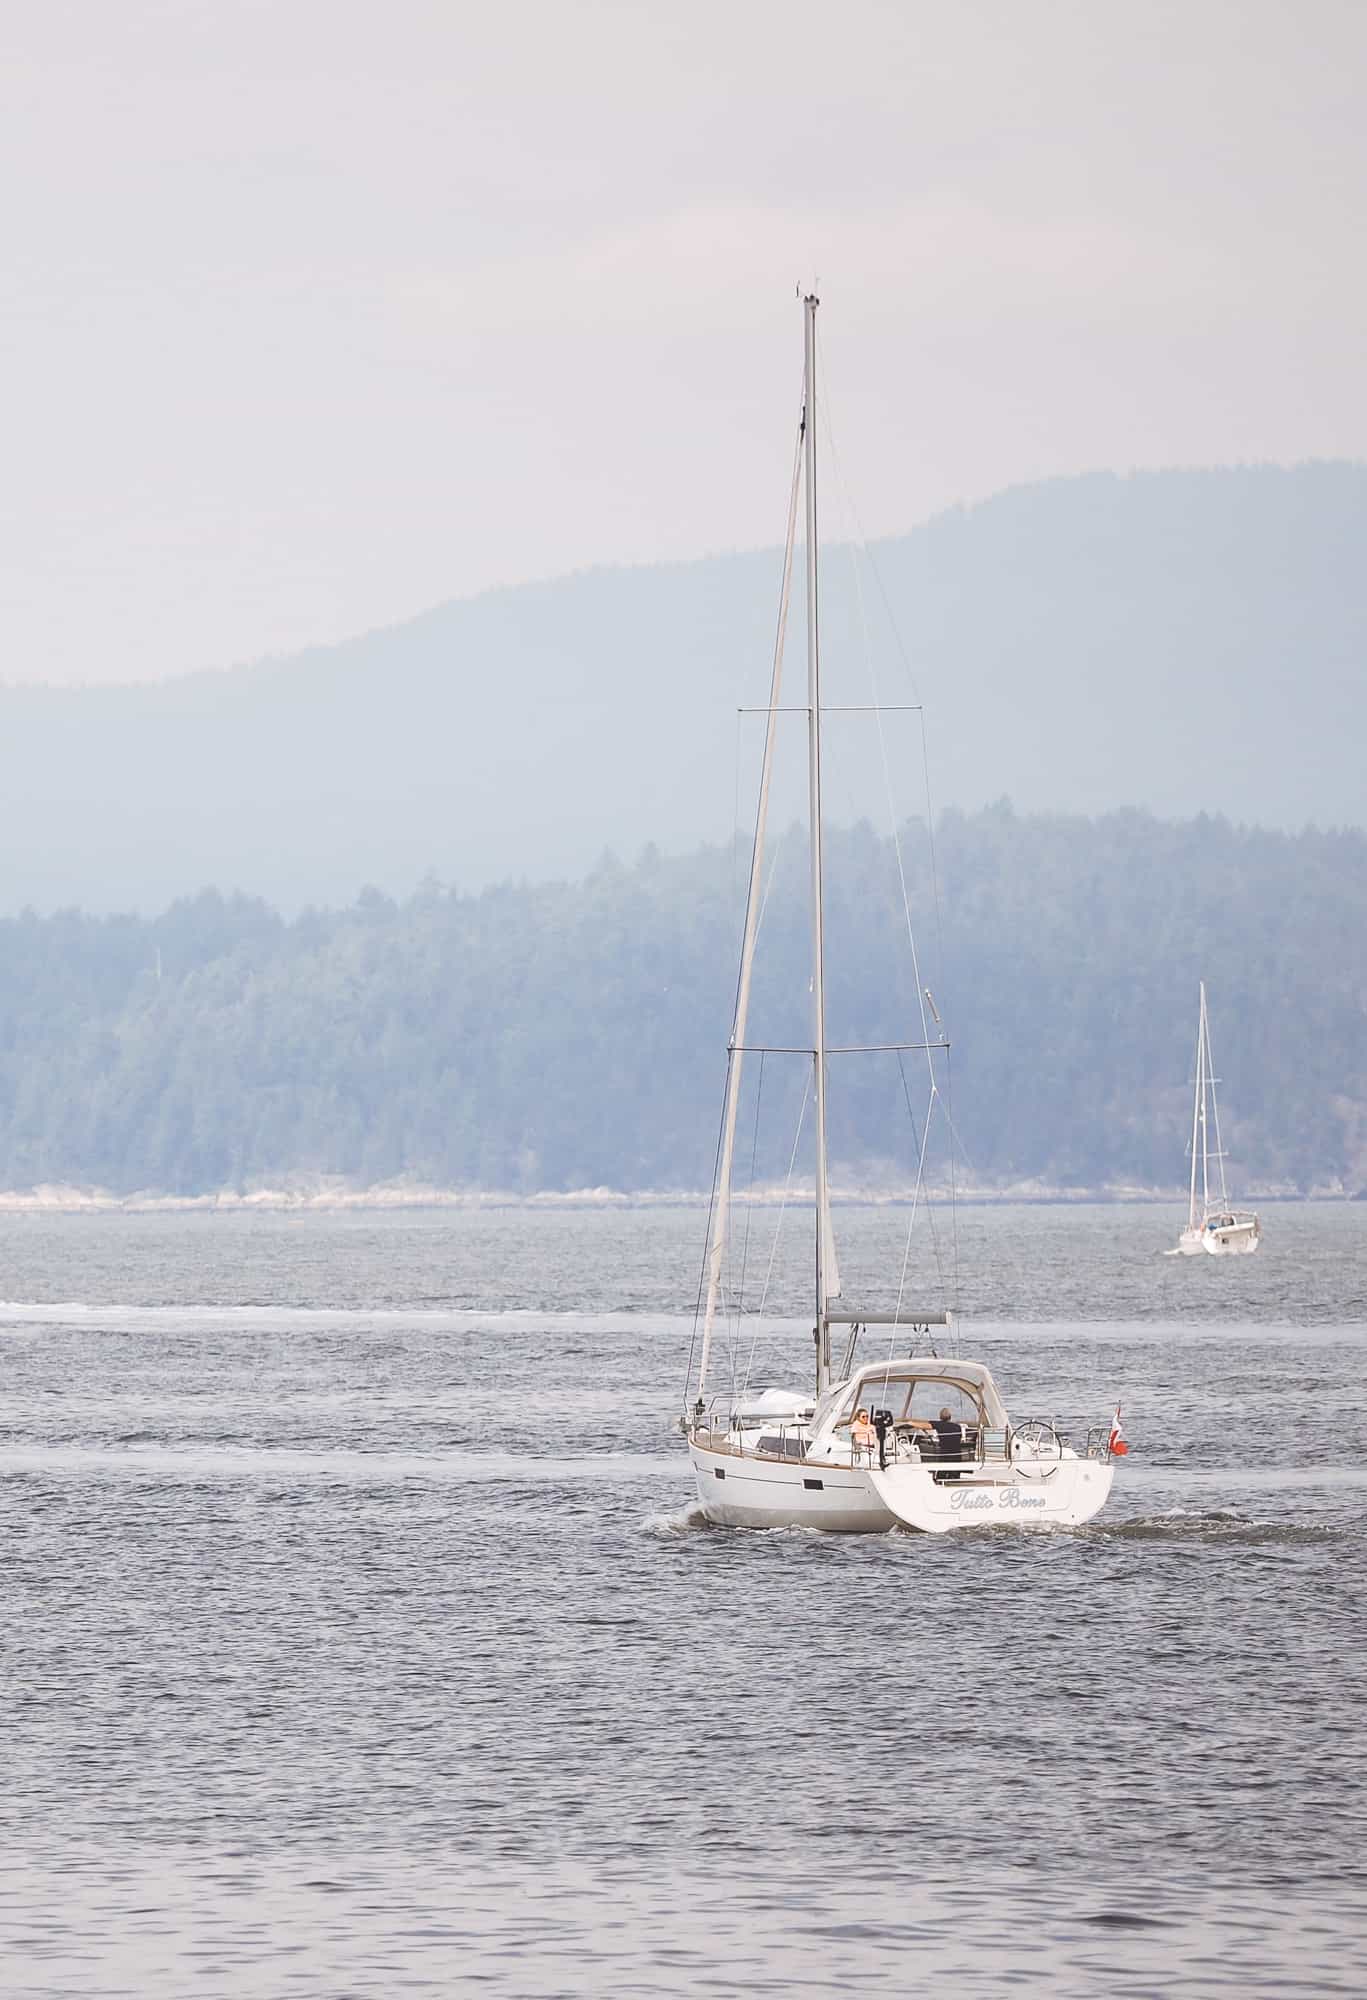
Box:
1108 1405 1130 1457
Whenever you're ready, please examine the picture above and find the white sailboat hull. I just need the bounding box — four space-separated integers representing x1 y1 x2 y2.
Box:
689 1437 1114 1535
689 1439 889 1532
1177 1217 1261 1256
1203 1219 1260 1254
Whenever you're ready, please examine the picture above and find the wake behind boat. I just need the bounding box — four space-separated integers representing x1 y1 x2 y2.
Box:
1174 982 1261 1256
680 294 1119 1534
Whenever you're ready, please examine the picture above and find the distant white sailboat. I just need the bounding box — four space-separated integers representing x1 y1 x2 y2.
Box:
1174 982 1261 1256
680 294 1119 1533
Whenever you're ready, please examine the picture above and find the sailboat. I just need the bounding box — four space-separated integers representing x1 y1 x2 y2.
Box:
680 294 1118 1533
1174 982 1261 1256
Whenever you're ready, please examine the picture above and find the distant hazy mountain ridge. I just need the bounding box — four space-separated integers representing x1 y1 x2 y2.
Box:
1 806 1363 1198
2 462 1363 913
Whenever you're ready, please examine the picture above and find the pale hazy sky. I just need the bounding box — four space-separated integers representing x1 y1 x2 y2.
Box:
3 0 1364 684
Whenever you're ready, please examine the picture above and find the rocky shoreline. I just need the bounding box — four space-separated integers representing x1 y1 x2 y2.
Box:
0 1179 1356 1215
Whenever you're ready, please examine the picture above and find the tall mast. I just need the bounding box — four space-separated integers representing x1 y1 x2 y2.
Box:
1189 984 1204 1229
1199 982 1211 1216
803 292 833 1392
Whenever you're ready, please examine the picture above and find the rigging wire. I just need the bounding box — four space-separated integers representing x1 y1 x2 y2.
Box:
1204 998 1232 1211
944 1049 961 1331
730 1051 767 1396
752 815 793 963
685 1049 736 1406
740 1064 811 1400
816 329 939 1095
846 511 963 1314
815 326 964 1346
733 708 743 912
915 708 960 1322
695 386 807 1401
720 405 806 1058
895 1051 948 1298
871 1062 942 1398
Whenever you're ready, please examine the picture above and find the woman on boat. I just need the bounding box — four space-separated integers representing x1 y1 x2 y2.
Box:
846 1408 877 1458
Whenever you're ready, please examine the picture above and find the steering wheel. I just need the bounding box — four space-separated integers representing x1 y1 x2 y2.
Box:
1009 1419 1063 1479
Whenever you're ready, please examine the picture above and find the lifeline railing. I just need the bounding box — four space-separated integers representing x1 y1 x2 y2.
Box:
689 1411 1121 1466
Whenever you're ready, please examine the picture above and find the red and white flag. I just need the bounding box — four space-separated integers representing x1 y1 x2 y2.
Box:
1108 1404 1130 1457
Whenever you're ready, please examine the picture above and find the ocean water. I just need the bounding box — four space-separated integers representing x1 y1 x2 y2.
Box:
1 1201 1364 1996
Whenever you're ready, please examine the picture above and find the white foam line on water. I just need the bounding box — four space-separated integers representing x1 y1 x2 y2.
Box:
0 1301 544 1325
2 1303 1363 1339
5 1443 1360 1497
0 1302 688 1332
0 1445 679 1482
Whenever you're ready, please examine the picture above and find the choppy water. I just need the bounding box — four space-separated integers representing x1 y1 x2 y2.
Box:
2 1202 1364 1996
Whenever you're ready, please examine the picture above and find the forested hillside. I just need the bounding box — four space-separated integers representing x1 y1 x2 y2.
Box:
2 807 1363 1197
2 462 1364 913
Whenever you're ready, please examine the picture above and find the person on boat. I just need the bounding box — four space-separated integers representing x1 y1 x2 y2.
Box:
845 1407 877 1459
930 1406 965 1459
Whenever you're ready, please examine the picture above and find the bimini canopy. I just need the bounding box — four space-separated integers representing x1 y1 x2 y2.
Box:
817 1356 1009 1431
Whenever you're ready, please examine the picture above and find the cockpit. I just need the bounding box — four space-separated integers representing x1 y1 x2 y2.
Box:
809 1363 1011 1472
689 1358 1029 1472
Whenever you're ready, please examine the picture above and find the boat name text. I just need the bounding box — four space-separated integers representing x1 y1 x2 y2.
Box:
948 1487 1048 1512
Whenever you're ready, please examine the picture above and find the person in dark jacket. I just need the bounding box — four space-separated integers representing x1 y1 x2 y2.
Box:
930 1405 965 1466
